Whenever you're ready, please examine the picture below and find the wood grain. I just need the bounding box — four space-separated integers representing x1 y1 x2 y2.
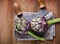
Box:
0 0 60 44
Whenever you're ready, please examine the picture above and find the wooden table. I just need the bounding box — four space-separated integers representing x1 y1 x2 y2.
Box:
0 0 60 44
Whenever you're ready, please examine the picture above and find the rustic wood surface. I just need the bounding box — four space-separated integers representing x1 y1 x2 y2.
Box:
0 0 60 44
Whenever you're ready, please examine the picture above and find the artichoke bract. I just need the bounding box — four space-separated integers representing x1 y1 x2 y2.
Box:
30 17 48 37
31 17 47 31
15 17 30 34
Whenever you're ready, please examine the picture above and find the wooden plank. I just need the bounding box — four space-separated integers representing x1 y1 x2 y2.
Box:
0 0 13 44
0 0 60 44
